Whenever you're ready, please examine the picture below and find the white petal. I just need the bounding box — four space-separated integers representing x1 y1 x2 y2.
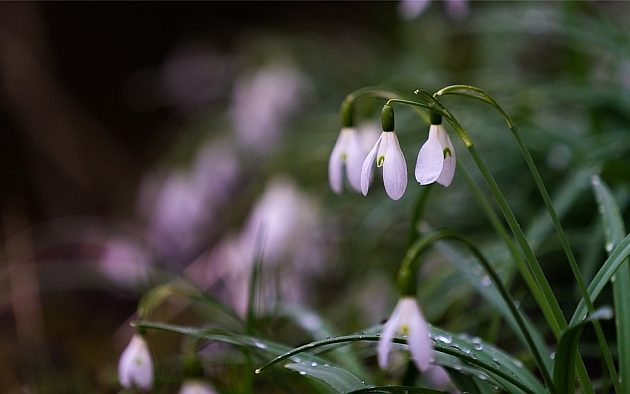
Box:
328 129 348 194
118 335 154 390
179 380 218 394
382 132 407 200
402 299 432 372
361 133 383 196
415 125 444 185
345 129 364 193
377 300 404 369
436 126 456 187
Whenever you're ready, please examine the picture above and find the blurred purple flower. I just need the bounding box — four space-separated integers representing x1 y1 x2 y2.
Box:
139 141 240 263
399 0 468 20
99 236 151 287
205 177 325 315
230 62 308 154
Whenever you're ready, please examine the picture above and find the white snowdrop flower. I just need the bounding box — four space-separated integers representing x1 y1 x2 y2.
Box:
179 379 218 394
361 131 408 200
118 334 153 390
329 127 363 193
378 297 432 372
415 123 456 187
399 0 469 20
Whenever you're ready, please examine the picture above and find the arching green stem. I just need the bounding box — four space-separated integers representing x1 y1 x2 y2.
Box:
436 84 618 393
396 229 554 392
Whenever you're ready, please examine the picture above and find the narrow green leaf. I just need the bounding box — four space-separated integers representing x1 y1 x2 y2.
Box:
570 233 630 325
348 386 446 393
285 362 369 393
135 320 372 391
256 325 544 394
553 307 614 394
592 176 630 393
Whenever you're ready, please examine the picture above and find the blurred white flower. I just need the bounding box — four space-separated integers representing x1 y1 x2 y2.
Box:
139 140 240 263
179 379 218 394
415 124 456 187
399 0 468 20
329 127 363 193
361 131 407 200
99 237 151 287
378 297 432 372
118 334 153 390
357 122 383 153
230 62 308 154
206 177 324 315
425 365 458 393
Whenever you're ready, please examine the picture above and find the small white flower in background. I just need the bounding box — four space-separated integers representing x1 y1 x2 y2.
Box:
179 379 218 394
361 131 408 200
99 237 151 287
415 124 456 187
399 0 468 20
378 297 433 372
329 127 363 193
204 177 325 315
230 62 308 154
118 334 153 390
358 122 383 153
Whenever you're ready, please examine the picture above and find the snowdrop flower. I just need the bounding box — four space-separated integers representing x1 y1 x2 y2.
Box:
118 334 153 390
329 127 363 193
361 131 407 200
415 123 456 187
179 379 218 394
399 0 468 20
378 297 432 372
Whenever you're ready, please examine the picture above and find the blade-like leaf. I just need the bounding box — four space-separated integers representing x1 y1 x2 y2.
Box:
553 307 614 394
348 386 446 393
285 362 369 393
257 325 544 394
135 320 373 392
592 176 630 393
570 233 630 325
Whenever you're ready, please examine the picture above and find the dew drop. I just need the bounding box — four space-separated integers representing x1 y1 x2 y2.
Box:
606 241 615 252
473 342 483 351
311 362 318 367
481 275 492 286
254 368 261 375
254 341 267 349
299 371 307 375
436 335 453 344
513 359 524 368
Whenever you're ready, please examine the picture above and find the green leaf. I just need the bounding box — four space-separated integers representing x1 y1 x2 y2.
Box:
436 241 552 371
256 325 544 394
592 176 630 393
348 386 446 393
135 320 372 392
553 307 614 394
285 363 369 393
570 232 630 325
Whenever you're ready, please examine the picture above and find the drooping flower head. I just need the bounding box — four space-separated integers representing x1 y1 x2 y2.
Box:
361 104 408 200
415 115 456 187
329 127 363 193
378 296 433 372
118 333 154 390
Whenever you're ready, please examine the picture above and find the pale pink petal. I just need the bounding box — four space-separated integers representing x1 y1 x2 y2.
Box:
415 125 444 185
436 126 456 187
383 132 408 200
328 130 347 194
405 300 432 371
361 133 383 196
345 129 364 193
377 301 404 369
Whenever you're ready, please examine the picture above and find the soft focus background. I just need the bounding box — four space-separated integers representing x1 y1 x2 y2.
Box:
1 1 630 393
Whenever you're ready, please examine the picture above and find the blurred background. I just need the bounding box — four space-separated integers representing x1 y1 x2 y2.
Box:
1 1 630 393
